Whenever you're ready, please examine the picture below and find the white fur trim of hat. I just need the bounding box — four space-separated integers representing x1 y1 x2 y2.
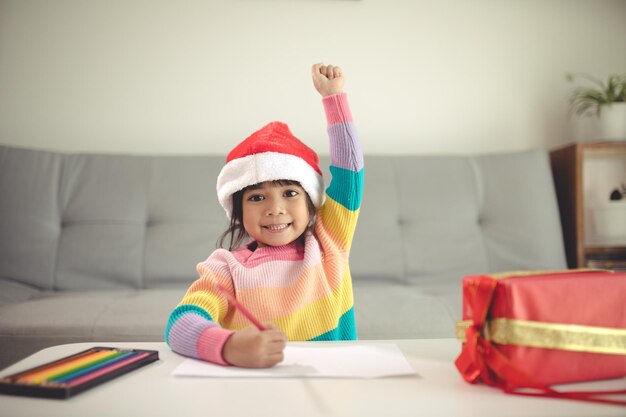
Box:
216 151 324 218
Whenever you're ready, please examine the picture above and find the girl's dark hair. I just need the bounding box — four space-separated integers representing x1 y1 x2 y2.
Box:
217 180 317 250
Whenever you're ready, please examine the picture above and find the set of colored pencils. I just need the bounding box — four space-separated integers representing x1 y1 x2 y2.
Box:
0 347 158 399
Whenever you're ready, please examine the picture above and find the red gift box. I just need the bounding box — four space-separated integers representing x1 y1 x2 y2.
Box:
455 269 626 405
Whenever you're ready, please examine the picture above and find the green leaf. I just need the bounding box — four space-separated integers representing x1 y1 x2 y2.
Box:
565 72 626 117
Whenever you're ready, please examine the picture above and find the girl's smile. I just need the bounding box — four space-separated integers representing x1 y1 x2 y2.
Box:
263 223 291 232
242 181 310 248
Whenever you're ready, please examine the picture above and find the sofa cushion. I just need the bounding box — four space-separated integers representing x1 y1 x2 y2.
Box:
0 147 62 290
0 288 184 368
0 289 181 340
353 282 458 339
0 146 228 291
0 279 40 306
340 150 567 285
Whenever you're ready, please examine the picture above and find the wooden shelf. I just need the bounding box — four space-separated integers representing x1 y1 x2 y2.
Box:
550 141 626 269
584 246 626 255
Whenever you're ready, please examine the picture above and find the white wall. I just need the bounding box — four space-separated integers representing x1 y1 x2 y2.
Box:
1 0 625 155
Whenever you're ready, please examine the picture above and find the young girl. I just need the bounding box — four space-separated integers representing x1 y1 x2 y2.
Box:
165 63 363 368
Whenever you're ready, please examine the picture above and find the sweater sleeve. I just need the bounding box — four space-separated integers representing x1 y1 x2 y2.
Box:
318 93 363 251
164 252 235 365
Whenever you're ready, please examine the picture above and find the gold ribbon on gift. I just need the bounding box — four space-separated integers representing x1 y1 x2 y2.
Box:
487 268 606 280
456 319 626 355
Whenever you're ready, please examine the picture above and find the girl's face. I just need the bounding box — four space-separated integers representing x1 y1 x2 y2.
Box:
242 181 310 248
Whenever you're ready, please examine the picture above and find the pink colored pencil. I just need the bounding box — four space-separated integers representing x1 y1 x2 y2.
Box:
215 284 266 331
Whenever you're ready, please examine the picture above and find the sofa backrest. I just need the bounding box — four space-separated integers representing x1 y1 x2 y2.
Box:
341 151 567 286
0 145 566 291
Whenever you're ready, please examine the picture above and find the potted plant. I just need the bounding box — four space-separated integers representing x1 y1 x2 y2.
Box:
566 72 626 140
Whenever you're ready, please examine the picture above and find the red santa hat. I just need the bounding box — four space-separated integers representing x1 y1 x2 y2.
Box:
216 121 324 218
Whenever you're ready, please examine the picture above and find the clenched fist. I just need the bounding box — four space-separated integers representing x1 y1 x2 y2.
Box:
312 63 345 97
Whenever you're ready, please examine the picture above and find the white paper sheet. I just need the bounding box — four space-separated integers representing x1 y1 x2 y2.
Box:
171 343 416 378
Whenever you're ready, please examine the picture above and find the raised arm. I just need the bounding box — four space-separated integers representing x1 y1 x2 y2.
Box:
311 63 364 251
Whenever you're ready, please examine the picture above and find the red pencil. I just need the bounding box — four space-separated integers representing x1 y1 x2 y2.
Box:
215 284 267 331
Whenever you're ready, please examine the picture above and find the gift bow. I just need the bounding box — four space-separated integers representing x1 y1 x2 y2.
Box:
454 274 626 406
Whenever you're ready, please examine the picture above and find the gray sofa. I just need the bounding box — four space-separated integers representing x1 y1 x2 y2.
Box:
0 144 567 369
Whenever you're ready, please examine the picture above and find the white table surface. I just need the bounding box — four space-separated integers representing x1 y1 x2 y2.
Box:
0 339 624 417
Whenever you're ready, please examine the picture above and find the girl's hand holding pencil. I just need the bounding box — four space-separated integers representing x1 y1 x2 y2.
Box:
223 323 287 368
216 284 287 368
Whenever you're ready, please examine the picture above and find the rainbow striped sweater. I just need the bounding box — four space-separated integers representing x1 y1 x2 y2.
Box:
165 93 363 364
